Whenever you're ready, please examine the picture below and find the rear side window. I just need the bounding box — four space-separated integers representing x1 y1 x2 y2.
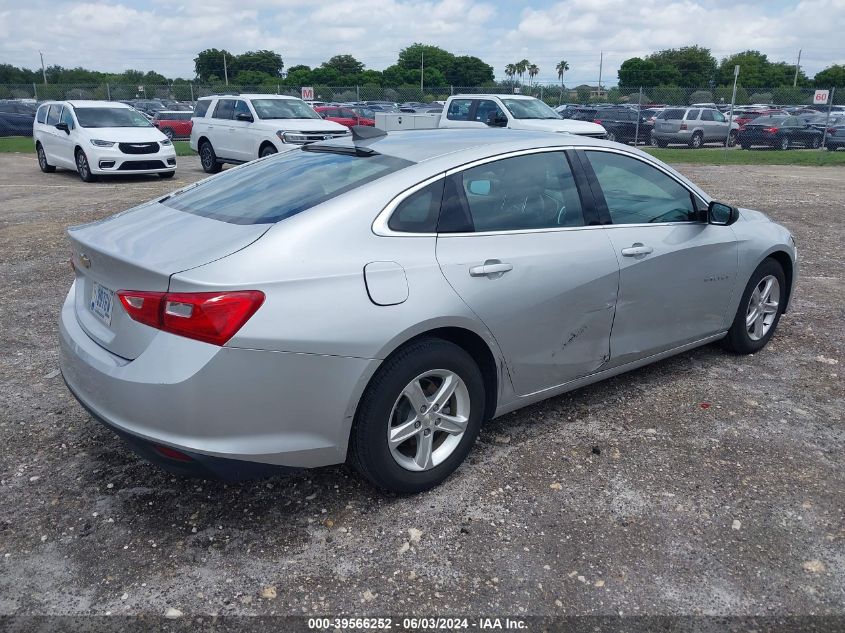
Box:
662 109 685 120
37 105 48 124
388 180 444 233
46 105 62 125
213 99 235 120
440 151 585 233
700 110 714 121
446 99 472 121
686 109 701 120
194 100 211 118
164 148 413 225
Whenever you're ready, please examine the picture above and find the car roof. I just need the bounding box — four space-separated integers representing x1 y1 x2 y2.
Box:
312 128 617 163
66 100 132 109
198 94 300 100
156 110 189 115
452 94 539 100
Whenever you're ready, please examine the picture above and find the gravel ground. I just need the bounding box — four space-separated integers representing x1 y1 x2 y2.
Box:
0 154 843 622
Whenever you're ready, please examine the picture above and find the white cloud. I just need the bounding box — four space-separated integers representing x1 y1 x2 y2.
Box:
0 0 842 83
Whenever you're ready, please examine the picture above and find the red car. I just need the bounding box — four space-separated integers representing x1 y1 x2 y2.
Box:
733 109 787 129
152 111 193 140
314 106 375 128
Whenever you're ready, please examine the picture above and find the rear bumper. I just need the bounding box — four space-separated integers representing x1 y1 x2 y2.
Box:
59 283 380 474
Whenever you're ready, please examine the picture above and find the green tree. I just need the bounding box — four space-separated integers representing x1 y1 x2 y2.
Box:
576 85 591 102
321 54 364 76
234 70 275 85
504 64 516 84
556 60 569 89
194 49 232 82
397 44 454 74
814 64 845 88
446 56 494 86
688 90 714 104
647 46 716 87
618 57 680 90
527 63 539 86
235 50 284 77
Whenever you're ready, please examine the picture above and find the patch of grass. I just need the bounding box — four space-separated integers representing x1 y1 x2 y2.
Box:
644 147 845 166
0 137 195 156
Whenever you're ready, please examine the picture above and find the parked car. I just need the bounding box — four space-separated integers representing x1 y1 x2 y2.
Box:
189 94 349 173
440 95 606 138
825 125 845 151
737 115 824 150
0 99 37 136
34 100 176 182
59 128 796 492
152 111 193 139
652 107 738 148
132 100 168 117
591 107 649 144
314 106 375 128
732 109 787 128
803 113 845 132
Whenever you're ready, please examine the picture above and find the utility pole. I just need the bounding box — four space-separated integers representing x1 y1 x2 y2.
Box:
793 49 802 87
598 51 603 98
420 51 424 93
223 52 228 86
39 50 47 85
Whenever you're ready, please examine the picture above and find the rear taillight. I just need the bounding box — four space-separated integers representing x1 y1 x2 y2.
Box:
593 119 602 124
828 128 837 134
763 127 778 133
680 122 688 130
117 290 264 346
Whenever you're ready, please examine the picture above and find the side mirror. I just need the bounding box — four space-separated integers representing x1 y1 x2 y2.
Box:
55 122 69 134
235 112 253 122
708 201 739 226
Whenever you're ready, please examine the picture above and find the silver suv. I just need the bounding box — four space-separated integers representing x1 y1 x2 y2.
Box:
652 107 739 148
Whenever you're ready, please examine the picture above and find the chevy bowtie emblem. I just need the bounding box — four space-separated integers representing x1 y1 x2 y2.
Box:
79 253 91 268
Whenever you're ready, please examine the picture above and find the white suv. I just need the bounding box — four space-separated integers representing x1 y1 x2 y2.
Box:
34 101 176 182
190 94 349 173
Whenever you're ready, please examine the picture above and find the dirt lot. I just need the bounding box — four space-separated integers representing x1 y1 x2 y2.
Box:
0 153 843 622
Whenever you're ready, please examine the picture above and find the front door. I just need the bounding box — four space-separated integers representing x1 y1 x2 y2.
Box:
579 149 738 367
436 149 620 395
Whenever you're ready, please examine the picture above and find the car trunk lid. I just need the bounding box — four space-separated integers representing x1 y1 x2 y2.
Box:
68 201 270 359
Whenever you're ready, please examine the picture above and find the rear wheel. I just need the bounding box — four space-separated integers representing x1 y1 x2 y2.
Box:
349 337 486 493
199 141 222 174
778 136 790 151
689 132 704 149
811 135 821 149
75 149 97 182
36 143 55 173
723 258 786 354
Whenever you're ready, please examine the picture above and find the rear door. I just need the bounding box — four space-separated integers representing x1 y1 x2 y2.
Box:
441 99 478 128
210 98 236 158
228 99 254 160
435 149 620 394
579 149 738 366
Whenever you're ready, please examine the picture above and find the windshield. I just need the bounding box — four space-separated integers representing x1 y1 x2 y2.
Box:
501 98 560 120
75 108 152 128
163 147 413 225
250 99 320 120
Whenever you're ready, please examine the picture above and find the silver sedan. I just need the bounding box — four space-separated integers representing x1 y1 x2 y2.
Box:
60 129 797 493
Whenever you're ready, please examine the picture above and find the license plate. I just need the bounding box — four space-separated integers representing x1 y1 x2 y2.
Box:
90 282 115 325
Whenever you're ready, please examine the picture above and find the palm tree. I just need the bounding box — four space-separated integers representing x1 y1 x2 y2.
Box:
528 63 539 87
517 59 530 85
556 59 570 104
504 63 516 85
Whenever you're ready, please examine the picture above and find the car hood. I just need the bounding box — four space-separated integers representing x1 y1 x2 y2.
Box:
738 207 772 222
78 127 168 142
252 118 348 131
511 118 607 135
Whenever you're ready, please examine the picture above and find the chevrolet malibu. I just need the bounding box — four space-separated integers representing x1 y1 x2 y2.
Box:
60 128 797 493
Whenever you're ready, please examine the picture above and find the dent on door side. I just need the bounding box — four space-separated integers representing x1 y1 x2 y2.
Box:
363 261 409 306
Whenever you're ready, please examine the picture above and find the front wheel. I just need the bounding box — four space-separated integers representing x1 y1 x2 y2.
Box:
727 131 737 147
259 144 278 158
349 338 486 493
827 144 837 151
75 149 97 182
723 258 786 354
199 141 222 174
778 136 790 151
811 136 821 149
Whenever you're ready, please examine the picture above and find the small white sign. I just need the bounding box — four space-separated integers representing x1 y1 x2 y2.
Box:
137 85 143 91
513 87 521 94
301 86 314 100
814 89 830 105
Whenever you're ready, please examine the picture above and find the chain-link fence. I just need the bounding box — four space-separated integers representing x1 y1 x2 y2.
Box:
1 82 842 153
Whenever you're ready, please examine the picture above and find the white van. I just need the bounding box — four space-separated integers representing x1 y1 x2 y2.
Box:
33 101 176 182
189 94 349 173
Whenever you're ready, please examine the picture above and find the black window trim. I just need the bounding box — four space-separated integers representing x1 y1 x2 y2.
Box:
576 147 709 226
373 147 600 237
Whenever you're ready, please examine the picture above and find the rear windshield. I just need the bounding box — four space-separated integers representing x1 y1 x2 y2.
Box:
75 108 152 128
163 148 413 225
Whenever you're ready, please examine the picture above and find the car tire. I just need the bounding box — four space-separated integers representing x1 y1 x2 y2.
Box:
778 137 790 151
199 141 222 174
689 132 703 149
349 337 486 494
727 131 737 147
827 144 837 151
36 143 55 173
811 136 821 149
722 258 786 355
259 144 278 158
162 128 174 141
652 136 668 148
606 131 617 143
75 149 97 183
158 171 175 179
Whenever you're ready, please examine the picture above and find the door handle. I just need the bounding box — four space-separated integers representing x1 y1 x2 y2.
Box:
469 260 513 278
621 244 653 257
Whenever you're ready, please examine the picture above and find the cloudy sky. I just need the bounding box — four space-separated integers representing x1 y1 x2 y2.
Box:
0 0 843 84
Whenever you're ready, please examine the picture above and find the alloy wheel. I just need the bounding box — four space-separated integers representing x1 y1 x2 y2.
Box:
76 152 90 179
387 369 470 472
37 146 47 169
201 146 213 170
746 275 780 341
